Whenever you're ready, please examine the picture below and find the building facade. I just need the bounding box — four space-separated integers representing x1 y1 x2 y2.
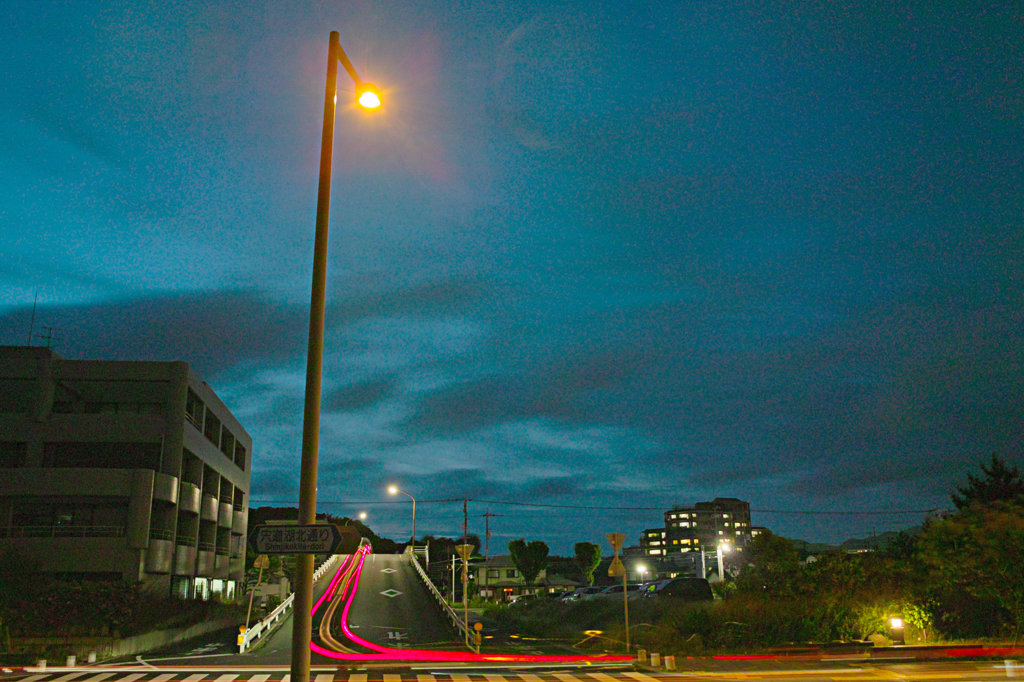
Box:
0 346 251 600
643 497 754 571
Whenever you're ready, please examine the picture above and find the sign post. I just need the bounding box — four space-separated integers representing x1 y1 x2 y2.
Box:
607 532 629 652
456 543 474 648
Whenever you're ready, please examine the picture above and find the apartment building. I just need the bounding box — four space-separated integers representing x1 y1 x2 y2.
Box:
646 497 754 560
0 346 251 600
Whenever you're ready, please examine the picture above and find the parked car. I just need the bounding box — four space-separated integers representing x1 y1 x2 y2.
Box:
561 585 604 601
641 577 714 602
509 593 537 605
594 583 641 598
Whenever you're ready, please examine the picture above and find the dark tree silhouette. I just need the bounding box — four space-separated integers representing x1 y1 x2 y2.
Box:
573 542 601 586
508 538 549 586
951 454 1024 510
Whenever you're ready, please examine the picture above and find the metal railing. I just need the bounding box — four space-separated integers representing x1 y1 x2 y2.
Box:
0 525 125 538
238 554 340 653
407 546 471 648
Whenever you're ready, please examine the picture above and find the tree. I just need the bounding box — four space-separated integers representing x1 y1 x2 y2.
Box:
916 502 1024 636
951 454 1024 510
733 531 800 597
508 538 549 586
573 542 601 586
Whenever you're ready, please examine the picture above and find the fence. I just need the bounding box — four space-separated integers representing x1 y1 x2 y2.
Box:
406 547 472 648
237 554 340 653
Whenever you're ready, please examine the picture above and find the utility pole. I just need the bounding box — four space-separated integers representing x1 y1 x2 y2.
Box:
481 511 502 558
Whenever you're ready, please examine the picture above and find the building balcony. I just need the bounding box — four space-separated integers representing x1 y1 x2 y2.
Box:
217 501 232 528
200 493 218 522
173 544 197 575
153 473 179 504
196 548 216 576
178 481 201 514
231 508 247 534
214 553 230 579
145 538 174 574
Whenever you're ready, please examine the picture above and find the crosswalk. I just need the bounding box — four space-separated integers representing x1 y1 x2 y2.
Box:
10 671 662 682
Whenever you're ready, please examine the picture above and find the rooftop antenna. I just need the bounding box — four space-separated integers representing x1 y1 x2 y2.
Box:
27 289 38 345
35 326 61 350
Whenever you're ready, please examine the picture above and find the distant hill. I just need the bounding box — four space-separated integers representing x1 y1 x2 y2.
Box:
784 526 923 556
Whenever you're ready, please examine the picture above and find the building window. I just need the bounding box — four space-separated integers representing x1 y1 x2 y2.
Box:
43 442 161 470
0 441 27 468
506 569 518 578
0 380 34 414
233 442 247 471
203 411 221 448
220 426 235 458
487 569 499 579
186 390 204 430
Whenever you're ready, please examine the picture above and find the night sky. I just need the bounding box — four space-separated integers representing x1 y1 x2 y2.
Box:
2 1 1023 554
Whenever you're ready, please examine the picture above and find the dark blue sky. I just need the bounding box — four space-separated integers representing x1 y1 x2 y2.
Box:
2 1 1022 554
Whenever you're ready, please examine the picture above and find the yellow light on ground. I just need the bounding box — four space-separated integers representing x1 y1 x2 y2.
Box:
357 83 382 109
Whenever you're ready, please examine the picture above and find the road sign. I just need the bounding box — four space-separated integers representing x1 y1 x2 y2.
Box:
606 532 626 552
247 523 359 554
608 555 625 578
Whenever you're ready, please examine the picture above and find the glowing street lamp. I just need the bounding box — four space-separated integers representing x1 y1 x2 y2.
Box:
716 540 732 582
388 485 417 544
290 31 382 682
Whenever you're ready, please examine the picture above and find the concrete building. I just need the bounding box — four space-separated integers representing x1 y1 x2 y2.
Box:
640 498 755 578
0 346 251 600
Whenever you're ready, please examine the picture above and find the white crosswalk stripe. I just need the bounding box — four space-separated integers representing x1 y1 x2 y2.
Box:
148 674 175 682
180 675 206 682
315 675 334 682
382 674 402 682
50 674 88 682
515 674 545 682
248 676 271 682
622 673 661 682
348 675 367 682
215 675 240 682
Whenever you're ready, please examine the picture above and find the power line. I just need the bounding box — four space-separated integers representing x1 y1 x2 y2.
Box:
249 496 945 516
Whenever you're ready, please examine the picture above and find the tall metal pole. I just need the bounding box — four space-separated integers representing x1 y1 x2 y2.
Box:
290 31 339 682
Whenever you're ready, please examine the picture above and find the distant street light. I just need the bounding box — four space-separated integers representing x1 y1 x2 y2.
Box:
716 540 732 582
636 563 648 583
388 485 417 544
290 31 382 682
358 511 368 521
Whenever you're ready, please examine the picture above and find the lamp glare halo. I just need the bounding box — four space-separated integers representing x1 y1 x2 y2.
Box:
357 83 382 109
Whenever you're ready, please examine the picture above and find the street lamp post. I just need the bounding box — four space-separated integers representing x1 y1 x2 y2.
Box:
716 540 731 582
290 31 381 682
388 485 417 545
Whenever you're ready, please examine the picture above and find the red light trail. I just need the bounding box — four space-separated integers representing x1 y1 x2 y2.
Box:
309 545 631 663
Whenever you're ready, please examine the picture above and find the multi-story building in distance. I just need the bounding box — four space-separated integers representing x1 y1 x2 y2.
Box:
0 346 251 600
643 497 754 562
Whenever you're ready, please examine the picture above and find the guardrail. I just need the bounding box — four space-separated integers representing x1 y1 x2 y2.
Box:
407 548 471 648
238 554 340 653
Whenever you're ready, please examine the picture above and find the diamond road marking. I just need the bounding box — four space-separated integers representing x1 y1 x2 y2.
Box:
380 588 402 598
381 567 397 573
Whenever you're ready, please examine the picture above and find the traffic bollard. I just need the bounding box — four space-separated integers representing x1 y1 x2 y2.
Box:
66 655 76 667
650 653 661 667
664 655 676 671
637 648 647 663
